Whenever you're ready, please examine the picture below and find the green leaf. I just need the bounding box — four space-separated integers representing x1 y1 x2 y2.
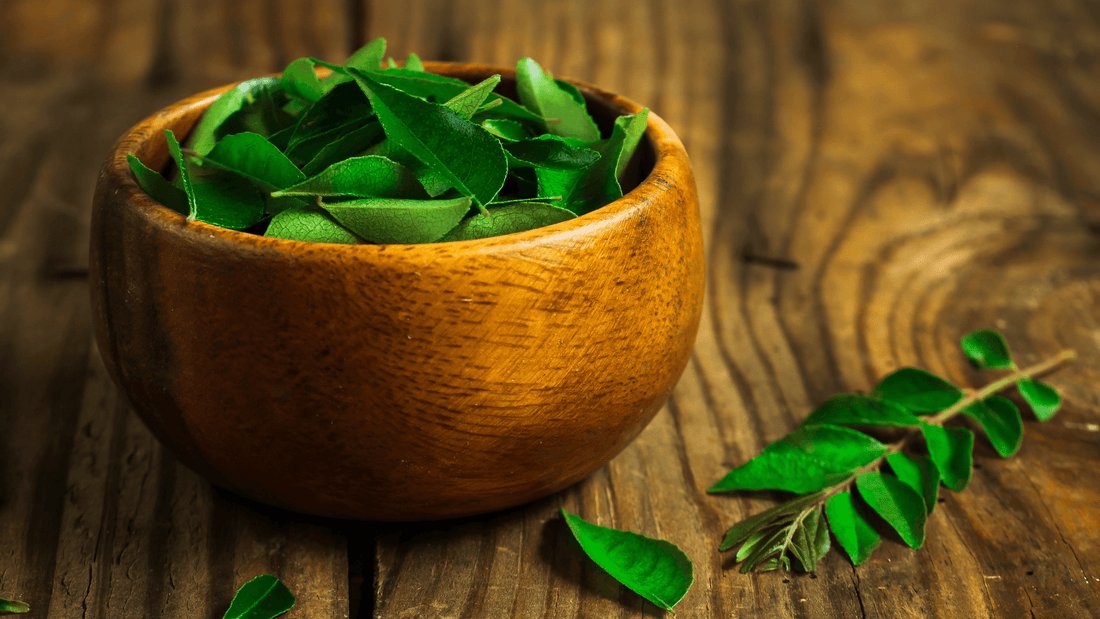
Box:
1018 378 1062 421
505 135 602 169
187 77 283 156
875 368 963 413
322 194 472 244
404 52 424 72
708 424 885 494
285 81 373 151
515 57 601 143
272 156 427 200
344 38 386 72
961 329 1015 370
856 471 927 549
301 121 386 177
885 452 940 514
825 491 882 565
963 396 1023 457
920 422 974 492
610 108 649 182
0 597 29 613
347 69 507 209
216 84 296 140
443 75 502 120
264 204 362 244
560 509 693 612
438 201 575 242
739 526 789 573
481 118 529 141
281 57 323 103
802 393 922 428
718 491 827 551
127 154 188 215
166 129 266 229
193 132 307 216
790 506 830 572
735 525 783 563
222 574 295 619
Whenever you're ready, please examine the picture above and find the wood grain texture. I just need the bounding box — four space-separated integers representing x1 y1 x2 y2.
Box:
1 0 1099 617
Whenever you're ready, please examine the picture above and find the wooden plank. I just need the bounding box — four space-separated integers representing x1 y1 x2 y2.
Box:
363 0 1100 617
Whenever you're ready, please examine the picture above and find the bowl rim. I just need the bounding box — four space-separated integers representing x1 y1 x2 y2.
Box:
103 60 692 255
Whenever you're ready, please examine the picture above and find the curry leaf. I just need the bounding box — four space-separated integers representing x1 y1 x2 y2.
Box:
876 368 963 413
281 57 324 103
301 121 386 177
0 597 29 613
856 471 927 549
961 329 1015 370
443 75 502 120
404 52 424 72
482 118 529 141
516 57 601 143
719 491 827 551
920 423 974 492
802 393 922 428
128 154 188 215
824 491 881 565
885 452 940 514
438 201 575 242
345 37 386 72
272 156 427 200
1018 379 1062 421
505 135 602 169
186 77 282 156
561 509 692 612
963 397 1023 457
322 194 472 244
789 506 830 572
222 575 295 619
166 129 266 229
264 204 362 244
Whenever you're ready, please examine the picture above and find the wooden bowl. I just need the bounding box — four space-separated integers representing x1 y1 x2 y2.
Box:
89 62 704 520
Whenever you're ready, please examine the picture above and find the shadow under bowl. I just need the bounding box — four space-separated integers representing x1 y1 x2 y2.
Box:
90 61 704 521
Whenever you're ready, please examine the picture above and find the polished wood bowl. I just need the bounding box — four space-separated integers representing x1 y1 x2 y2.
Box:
89 62 704 521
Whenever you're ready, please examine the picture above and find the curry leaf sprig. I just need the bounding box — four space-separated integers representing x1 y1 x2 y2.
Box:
709 329 1075 572
127 38 650 244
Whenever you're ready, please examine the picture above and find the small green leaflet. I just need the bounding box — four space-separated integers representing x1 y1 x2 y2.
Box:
961 329 1015 370
885 452 940 514
0 597 29 613
223 575 295 619
963 397 1023 457
404 52 424 72
920 422 974 492
560 509 692 612
856 471 927 549
322 194 472 244
187 77 283 156
719 490 826 552
265 204 362 244
708 424 885 494
876 368 963 413
788 507 831 572
482 118 529 141
272 156 427 200
281 57 324 103
439 202 575 242
1018 378 1062 420
825 491 881 565
127 154 188 215
516 58 601 143
802 393 921 428
443 75 501 119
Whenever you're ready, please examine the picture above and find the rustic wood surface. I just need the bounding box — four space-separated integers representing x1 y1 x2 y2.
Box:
1 0 1098 617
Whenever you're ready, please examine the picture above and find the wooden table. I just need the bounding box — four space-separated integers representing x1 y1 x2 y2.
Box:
2 0 1098 616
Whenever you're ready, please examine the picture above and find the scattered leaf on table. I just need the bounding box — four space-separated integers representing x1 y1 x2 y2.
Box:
963 396 1023 457
825 491 881 565
561 509 693 612
856 471 927 549
707 424 884 494
1018 378 1062 421
322 194 472 244
516 57 601 143
920 422 974 492
802 393 922 428
222 574 295 619
438 201 575 241
348 69 507 209
186 77 282 156
264 204 362 244
886 452 940 514
961 329 1015 370
273 156 426 200
875 368 963 413
0 597 29 613
128 154 188 215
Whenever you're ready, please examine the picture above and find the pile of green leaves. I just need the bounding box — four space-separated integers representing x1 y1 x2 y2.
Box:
709 329 1074 572
128 38 649 244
